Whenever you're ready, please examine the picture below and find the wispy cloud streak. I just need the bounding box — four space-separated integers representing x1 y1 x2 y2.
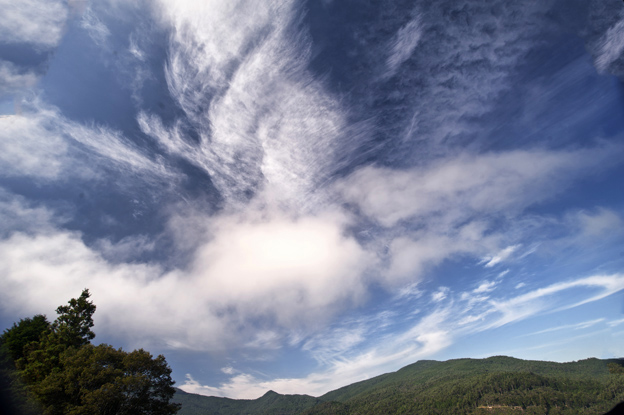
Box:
140 0 353 209
0 99 176 184
337 146 621 228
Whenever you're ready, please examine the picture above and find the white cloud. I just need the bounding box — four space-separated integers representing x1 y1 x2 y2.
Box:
0 229 194 345
473 280 497 294
3 194 619 399
336 146 621 228
483 245 519 268
525 318 605 336
1 0 622 401
0 188 63 236
0 101 177 183
571 208 623 239
503 329 612 360
0 113 68 179
142 0 353 209
381 0 554 148
181 309 454 399
0 201 375 351
128 33 146 61
301 312 393 366
595 14 624 72
92 235 156 263
0 0 68 49
189 209 374 331
80 8 111 47
245 331 283 350
157 0 289 102
486 274 624 330
395 282 423 299
200 272 624 399
385 221 498 283
387 236 452 282
431 287 449 302
608 318 624 328
385 15 422 78
302 326 366 365
137 113 623 355
0 60 38 94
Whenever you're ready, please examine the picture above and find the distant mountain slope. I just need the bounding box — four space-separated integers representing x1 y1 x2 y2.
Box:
173 356 624 415
318 356 615 403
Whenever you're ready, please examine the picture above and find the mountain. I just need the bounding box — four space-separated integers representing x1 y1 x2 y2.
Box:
173 388 320 415
173 356 624 415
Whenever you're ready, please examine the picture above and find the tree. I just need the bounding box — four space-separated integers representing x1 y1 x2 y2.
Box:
1 315 50 363
1 290 180 415
51 289 96 349
32 345 179 415
19 290 96 386
0 316 49 414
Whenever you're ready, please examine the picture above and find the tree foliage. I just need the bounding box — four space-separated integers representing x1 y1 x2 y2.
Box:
0 316 49 414
0 289 180 415
1 315 50 363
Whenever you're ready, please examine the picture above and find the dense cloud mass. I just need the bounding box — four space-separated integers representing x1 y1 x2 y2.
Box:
1 0 624 399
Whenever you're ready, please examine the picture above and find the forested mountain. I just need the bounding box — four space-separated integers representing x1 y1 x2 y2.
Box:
174 389 320 415
173 356 624 415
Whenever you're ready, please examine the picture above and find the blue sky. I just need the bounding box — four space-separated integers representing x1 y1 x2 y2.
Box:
1 0 624 399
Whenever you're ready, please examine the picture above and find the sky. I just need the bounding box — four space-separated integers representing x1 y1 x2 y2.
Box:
1 0 624 400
